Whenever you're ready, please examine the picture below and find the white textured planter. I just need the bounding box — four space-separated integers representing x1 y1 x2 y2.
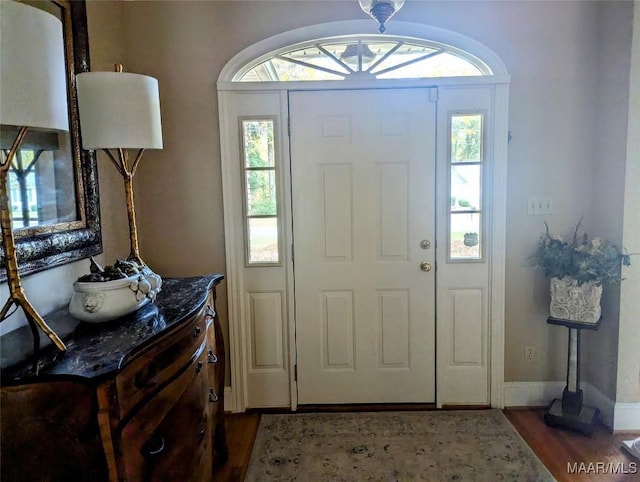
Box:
69 271 161 323
549 276 602 323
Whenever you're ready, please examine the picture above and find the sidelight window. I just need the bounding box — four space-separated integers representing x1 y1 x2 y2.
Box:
240 118 281 265
448 112 484 261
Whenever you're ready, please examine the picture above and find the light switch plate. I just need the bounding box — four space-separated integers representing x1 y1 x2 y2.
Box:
528 197 553 215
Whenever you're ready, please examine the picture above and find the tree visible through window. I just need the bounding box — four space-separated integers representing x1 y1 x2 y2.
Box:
241 118 280 264
449 113 484 260
244 121 277 216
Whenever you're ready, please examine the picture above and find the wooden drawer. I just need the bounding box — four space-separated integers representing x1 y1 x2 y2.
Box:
115 304 212 419
118 344 213 482
1 381 109 481
1 276 225 482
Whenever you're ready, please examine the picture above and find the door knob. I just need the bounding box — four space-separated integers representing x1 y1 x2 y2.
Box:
420 261 432 272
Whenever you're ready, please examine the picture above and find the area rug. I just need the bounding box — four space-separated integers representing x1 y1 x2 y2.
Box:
245 410 555 481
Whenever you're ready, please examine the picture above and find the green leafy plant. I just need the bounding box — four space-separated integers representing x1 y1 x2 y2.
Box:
534 220 632 285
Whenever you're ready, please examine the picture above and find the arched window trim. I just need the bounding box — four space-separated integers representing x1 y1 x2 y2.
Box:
218 20 509 85
234 34 492 82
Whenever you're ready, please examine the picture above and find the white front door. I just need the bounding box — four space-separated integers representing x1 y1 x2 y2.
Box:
290 89 437 404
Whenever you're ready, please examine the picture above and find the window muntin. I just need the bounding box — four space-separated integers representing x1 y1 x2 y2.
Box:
8 168 38 228
448 113 484 261
241 118 281 265
236 36 489 82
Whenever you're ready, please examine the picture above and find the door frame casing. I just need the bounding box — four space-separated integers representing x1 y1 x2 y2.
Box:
218 21 510 412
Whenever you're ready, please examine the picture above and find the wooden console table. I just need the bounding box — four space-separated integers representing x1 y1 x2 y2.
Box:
544 316 602 435
1 275 227 481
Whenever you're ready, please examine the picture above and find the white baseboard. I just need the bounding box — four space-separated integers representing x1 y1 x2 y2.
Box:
503 381 564 407
503 381 619 430
224 386 233 412
614 403 640 431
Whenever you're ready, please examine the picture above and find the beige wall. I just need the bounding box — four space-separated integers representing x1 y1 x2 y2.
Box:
617 1 640 404
582 1 634 401
3 1 635 397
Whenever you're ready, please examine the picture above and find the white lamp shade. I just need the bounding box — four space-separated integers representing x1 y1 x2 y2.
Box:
76 72 163 149
0 1 69 131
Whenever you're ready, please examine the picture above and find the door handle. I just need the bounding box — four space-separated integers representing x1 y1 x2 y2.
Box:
420 261 432 272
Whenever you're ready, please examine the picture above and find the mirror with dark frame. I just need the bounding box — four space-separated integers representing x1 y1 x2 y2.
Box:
0 0 101 281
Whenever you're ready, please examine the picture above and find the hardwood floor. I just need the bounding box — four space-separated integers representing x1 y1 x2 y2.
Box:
505 409 640 482
214 412 260 482
213 409 640 482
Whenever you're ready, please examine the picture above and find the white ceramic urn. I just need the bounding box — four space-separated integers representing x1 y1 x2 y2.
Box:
69 271 161 323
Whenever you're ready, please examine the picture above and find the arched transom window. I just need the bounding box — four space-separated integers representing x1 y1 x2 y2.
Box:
235 35 492 82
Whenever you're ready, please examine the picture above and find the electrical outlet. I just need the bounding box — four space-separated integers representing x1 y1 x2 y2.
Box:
525 345 536 362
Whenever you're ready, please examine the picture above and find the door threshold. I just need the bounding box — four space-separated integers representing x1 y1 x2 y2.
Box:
441 404 491 410
295 403 437 413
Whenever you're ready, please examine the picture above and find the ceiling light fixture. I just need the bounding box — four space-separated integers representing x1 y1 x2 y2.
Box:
358 0 405 33
340 42 377 71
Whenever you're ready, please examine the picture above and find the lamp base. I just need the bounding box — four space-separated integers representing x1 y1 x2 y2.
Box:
0 290 66 354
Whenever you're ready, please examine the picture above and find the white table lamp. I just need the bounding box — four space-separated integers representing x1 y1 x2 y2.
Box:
76 65 163 269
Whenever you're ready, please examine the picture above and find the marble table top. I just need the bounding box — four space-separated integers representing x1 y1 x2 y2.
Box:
1 274 223 384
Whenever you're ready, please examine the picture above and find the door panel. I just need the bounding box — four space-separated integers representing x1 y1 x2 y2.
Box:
224 91 292 409
435 86 494 406
290 89 437 404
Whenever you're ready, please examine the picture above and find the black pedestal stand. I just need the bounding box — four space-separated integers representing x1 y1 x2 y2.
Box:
544 316 602 436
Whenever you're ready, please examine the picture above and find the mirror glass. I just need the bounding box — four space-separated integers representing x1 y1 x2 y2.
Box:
0 0 101 279
1 125 79 229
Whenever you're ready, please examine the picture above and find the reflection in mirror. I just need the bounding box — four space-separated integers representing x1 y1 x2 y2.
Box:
1 126 78 229
1 0 80 231
0 0 101 280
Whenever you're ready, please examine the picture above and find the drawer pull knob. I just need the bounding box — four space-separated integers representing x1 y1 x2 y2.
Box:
143 436 166 457
205 305 216 319
195 361 203 374
134 370 159 389
194 326 202 338
207 349 218 364
209 388 219 403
